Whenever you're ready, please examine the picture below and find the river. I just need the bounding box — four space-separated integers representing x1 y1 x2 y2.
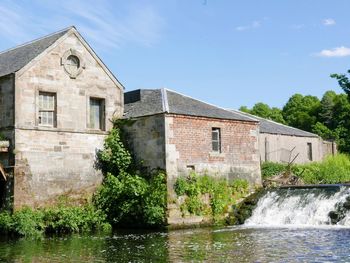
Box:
1 226 350 262
2 186 350 262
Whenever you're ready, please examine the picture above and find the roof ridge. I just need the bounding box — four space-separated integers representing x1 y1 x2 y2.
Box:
164 88 258 122
161 88 169 112
0 26 74 56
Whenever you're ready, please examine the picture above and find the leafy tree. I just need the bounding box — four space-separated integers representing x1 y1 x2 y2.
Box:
319 91 337 128
239 103 285 124
239 106 250 113
312 122 337 140
282 94 320 131
250 103 271 119
331 70 350 100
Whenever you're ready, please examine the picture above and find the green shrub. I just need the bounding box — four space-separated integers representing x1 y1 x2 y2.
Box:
261 162 287 178
292 154 350 184
174 173 250 220
0 204 111 238
0 211 13 233
12 207 45 238
94 123 167 228
0 132 6 141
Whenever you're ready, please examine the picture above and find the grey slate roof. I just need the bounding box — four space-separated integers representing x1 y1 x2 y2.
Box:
0 27 71 77
230 110 319 138
124 89 257 122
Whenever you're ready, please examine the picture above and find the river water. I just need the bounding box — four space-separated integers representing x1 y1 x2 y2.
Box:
1 226 350 262
2 187 350 262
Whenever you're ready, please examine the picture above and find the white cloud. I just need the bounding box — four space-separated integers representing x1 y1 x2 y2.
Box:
0 0 165 50
323 18 336 26
315 46 350 57
236 20 261 31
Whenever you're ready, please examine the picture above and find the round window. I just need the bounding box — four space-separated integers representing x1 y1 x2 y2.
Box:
62 50 84 78
66 55 80 71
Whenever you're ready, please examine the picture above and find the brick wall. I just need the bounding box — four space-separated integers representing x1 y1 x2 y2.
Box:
165 114 262 225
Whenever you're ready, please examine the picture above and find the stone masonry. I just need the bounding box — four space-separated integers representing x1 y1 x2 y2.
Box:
0 27 123 209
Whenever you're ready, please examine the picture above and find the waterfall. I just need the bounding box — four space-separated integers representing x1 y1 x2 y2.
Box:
245 186 350 227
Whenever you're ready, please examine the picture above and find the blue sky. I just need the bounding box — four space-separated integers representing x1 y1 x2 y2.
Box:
0 0 349 109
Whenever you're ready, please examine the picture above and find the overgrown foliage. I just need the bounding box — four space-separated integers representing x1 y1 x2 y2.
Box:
0 204 110 238
261 162 288 178
174 173 250 222
0 132 6 141
94 122 167 227
261 154 350 184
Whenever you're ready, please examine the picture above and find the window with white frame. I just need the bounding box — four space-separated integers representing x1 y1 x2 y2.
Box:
212 127 221 152
38 92 56 127
89 98 105 130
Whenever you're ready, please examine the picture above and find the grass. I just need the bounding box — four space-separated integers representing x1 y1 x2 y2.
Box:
261 154 350 185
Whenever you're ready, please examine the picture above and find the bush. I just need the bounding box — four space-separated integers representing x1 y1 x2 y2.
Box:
94 123 167 228
174 173 250 220
261 162 287 178
262 154 350 184
0 204 111 238
292 154 350 184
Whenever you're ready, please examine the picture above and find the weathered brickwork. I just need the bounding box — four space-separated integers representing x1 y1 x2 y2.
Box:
6 30 123 209
166 114 261 184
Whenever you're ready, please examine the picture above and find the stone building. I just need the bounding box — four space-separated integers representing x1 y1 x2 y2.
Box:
0 27 123 209
124 89 262 225
231 111 337 164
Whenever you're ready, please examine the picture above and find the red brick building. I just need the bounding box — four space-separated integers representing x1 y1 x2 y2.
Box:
124 89 261 225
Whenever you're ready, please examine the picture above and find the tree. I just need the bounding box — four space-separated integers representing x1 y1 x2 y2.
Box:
239 103 286 124
319 91 337 128
331 71 350 100
282 94 320 131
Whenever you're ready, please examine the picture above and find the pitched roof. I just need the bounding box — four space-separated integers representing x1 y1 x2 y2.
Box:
124 89 258 122
230 110 319 138
0 27 72 78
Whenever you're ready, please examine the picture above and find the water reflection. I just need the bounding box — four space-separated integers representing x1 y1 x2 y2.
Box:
1 227 350 262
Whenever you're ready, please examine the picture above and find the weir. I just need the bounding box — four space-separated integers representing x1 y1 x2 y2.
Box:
245 186 350 227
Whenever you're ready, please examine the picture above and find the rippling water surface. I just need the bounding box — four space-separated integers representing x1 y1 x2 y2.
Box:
1 226 350 262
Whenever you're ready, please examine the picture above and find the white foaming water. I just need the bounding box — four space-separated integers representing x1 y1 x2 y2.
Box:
245 187 350 227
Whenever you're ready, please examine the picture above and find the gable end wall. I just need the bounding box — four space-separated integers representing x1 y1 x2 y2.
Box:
12 33 122 208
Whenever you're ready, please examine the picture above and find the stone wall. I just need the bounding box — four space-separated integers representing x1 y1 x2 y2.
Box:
13 129 106 208
12 31 122 209
123 114 166 171
0 75 14 129
259 133 323 164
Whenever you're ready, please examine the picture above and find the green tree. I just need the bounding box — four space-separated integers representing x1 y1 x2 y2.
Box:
239 103 285 124
331 70 350 100
250 103 271 119
282 94 320 131
319 91 337 128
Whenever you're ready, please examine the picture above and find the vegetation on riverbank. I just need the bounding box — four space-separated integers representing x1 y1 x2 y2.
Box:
0 202 110 238
93 122 167 228
262 154 350 184
174 173 250 222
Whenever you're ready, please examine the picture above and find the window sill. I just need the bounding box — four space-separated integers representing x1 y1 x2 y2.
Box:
16 125 109 135
209 152 225 158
